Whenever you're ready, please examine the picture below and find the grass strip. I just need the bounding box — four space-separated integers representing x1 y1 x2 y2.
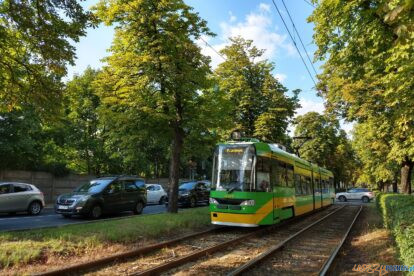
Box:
0 207 210 268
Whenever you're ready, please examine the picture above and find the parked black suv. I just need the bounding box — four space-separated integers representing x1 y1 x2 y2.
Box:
55 176 147 219
177 181 210 207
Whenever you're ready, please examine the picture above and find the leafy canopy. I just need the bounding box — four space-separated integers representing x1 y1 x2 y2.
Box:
0 0 94 113
214 37 299 143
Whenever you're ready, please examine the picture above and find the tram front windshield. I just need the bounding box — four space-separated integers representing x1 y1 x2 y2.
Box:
212 145 255 192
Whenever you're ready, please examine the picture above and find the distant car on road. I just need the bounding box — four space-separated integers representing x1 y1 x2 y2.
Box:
55 176 147 219
336 188 374 203
0 182 45 215
177 181 210 208
145 184 168 205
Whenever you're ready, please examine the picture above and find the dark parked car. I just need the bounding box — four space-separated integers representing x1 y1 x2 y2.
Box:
177 181 210 207
55 176 147 219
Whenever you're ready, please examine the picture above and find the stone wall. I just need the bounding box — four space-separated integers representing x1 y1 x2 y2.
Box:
0 170 189 204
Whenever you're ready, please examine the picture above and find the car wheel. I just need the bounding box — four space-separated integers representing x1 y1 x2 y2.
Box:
190 197 196 208
28 201 42 215
133 201 144 215
338 195 347 202
62 214 72 218
362 196 370 203
89 205 102 219
159 196 166 205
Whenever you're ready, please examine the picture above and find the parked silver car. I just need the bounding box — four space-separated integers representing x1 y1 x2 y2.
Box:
0 182 45 215
336 188 374 203
145 184 168 205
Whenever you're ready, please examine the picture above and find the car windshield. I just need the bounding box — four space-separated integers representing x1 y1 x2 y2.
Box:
75 179 113 193
179 182 196 190
212 144 255 192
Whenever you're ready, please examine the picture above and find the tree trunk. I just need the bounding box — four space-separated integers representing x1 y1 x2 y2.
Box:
392 180 398 193
400 158 413 194
167 123 184 213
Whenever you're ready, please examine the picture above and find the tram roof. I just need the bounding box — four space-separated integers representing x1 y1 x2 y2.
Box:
221 140 333 177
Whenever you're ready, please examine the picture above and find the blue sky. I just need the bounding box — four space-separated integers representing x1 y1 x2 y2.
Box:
68 0 350 132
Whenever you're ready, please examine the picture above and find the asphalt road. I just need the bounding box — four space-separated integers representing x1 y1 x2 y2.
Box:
0 204 168 232
0 199 370 232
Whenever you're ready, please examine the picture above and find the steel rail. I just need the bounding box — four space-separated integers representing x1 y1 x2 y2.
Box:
35 205 338 276
130 227 269 276
34 227 223 276
227 205 347 276
129 205 339 276
319 205 363 276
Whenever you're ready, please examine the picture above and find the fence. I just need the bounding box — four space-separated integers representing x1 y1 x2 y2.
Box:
0 170 187 204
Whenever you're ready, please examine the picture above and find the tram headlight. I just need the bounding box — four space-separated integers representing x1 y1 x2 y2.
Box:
240 200 255 206
209 198 219 204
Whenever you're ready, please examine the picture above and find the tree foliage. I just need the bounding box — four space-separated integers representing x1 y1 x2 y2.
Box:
309 0 414 192
214 37 299 143
352 118 399 191
93 0 214 212
293 112 357 188
0 0 94 113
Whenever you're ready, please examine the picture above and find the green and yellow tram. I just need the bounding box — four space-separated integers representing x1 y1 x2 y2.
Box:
209 138 335 227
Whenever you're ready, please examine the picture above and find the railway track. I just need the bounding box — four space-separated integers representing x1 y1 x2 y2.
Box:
228 205 362 275
35 205 359 276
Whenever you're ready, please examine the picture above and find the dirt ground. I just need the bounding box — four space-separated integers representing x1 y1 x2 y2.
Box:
328 203 402 276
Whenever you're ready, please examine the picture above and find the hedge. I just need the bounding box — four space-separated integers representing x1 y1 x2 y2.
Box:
376 193 414 268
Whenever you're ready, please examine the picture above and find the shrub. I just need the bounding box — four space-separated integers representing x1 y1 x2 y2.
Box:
377 193 414 268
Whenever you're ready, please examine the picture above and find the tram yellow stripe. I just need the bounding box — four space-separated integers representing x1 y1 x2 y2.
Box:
211 198 274 225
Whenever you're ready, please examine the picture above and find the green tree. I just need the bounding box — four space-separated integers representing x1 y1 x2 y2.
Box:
94 0 213 212
293 112 357 189
352 119 400 192
214 37 299 143
64 67 108 175
0 0 94 113
309 0 414 193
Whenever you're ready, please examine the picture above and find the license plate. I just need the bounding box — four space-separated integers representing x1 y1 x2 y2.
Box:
58 205 69 210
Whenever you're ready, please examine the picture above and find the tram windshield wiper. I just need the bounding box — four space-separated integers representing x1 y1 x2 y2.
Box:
227 187 237 194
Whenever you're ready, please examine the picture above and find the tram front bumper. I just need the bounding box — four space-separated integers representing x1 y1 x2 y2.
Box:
210 212 261 227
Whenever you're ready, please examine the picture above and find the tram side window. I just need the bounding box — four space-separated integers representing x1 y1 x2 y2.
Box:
276 162 287 187
286 165 294 187
306 177 312 194
329 177 334 191
256 157 271 191
295 174 301 195
270 159 278 187
314 178 320 194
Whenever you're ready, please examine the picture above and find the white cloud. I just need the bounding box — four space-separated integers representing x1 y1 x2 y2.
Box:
228 11 237 23
259 3 271 13
289 98 354 136
274 73 287 83
197 4 296 69
295 98 325 117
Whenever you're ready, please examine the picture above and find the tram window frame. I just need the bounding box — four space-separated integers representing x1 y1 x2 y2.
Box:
322 180 326 193
294 174 301 195
301 176 307 195
256 156 271 191
306 177 312 194
286 164 294 188
315 178 321 194
329 177 334 190
276 161 287 187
